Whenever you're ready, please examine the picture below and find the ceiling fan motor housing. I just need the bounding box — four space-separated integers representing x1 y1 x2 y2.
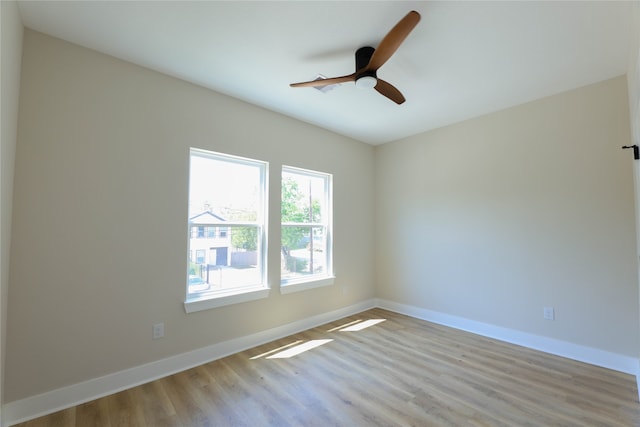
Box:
355 46 375 71
355 46 376 78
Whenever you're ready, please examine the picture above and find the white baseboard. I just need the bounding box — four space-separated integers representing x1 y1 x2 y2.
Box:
376 298 639 376
4 299 376 426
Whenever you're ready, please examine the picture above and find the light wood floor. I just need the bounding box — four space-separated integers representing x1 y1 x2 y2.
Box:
16 308 640 426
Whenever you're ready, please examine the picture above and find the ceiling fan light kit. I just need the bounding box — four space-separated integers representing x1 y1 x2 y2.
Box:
290 10 421 104
355 75 377 89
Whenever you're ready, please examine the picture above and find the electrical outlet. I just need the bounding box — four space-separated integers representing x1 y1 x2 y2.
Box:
153 322 164 339
543 307 555 321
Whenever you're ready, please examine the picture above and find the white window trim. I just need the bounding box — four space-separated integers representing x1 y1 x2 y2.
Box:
184 287 270 313
279 276 336 294
280 165 333 293
185 148 269 313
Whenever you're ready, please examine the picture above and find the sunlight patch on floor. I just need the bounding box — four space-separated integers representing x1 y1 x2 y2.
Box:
252 317 386 361
339 319 386 331
266 339 333 359
250 340 304 360
327 319 363 332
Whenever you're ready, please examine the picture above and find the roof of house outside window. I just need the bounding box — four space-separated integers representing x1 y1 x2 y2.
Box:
189 211 226 224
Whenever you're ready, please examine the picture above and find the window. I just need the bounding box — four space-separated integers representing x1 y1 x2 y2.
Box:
195 249 205 264
185 148 268 313
281 166 333 293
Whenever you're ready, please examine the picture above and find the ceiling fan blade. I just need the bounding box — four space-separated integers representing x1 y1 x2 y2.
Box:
290 73 356 87
367 11 421 71
375 79 406 104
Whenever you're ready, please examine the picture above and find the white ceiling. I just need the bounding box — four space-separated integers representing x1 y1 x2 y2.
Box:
16 1 633 145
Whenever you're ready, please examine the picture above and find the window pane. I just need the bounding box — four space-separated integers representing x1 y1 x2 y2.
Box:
188 149 267 299
190 152 263 222
281 226 326 280
282 171 326 224
281 165 332 287
188 226 261 294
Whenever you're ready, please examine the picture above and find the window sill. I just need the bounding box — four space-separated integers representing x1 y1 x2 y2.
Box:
280 276 335 295
184 287 270 313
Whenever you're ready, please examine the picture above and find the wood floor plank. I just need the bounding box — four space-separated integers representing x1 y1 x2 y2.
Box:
13 308 640 426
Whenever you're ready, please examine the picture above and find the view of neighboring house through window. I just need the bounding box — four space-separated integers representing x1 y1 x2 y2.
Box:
281 166 333 288
187 148 267 300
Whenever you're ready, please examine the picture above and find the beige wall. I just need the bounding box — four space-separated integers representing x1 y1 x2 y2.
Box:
1 1 23 424
375 76 638 357
636 8 640 373
5 30 375 402
628 2 640 373
629 2 640 147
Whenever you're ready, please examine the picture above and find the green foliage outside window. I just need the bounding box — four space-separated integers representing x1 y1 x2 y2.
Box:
281 177 320 271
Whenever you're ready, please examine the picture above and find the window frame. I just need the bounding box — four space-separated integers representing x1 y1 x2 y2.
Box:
184 148 269 313
280 165 334 294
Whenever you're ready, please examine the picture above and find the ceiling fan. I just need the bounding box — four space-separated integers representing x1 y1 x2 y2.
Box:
290 10 421 105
